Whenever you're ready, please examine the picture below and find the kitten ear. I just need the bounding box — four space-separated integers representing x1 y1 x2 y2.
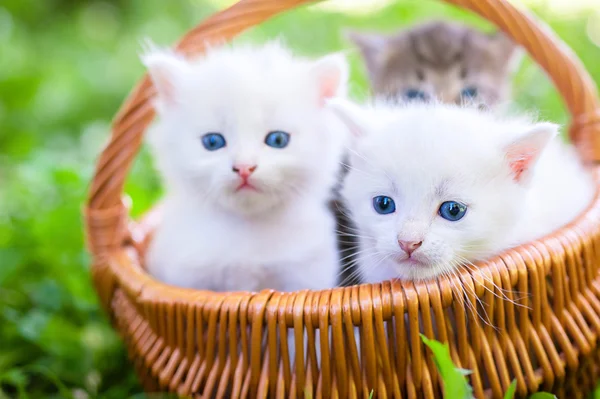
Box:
310 53 349 105
326 98 368 138
141 41 190 107
345 30 387 78
504 122 558 184
490 31 523 73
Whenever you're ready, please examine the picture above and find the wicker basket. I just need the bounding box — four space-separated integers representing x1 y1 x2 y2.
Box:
84 0 600 397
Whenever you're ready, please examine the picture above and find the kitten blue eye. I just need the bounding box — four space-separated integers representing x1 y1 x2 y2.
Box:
265 131 290 149
201 133 226 151
461 86 478 99
404 89 428 101
438 201 467 221
373 196 396 215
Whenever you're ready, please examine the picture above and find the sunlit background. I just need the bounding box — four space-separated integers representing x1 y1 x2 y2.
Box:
0 0 599 397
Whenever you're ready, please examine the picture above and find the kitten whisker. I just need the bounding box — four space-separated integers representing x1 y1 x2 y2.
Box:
454 255 530 310
340 248 383 266
448 265 498 331
340 251 392 286
441 267 472 322
338 246 378 263
440 266 482 329
334 221 364 234
338 241 364 248
335 231 375 241
341 250 388 272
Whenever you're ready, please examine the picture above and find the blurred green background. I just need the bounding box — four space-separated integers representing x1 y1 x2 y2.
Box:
0 0 599 397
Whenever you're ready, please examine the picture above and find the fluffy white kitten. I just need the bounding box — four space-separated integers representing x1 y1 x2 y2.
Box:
330 99 594 282
144 42 349 292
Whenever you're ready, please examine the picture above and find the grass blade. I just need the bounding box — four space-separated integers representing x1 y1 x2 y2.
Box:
504 380 517 399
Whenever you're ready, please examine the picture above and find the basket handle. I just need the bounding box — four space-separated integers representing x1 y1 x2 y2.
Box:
85 0 600 257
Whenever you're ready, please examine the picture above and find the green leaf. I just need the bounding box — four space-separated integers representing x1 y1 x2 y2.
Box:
421 335 473 399
529 393 557 399
504 379 517 399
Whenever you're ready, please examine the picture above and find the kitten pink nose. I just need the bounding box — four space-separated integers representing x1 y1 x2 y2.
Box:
398 240 423 256
232 164 257 179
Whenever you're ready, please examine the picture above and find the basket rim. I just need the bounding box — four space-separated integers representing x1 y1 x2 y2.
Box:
106 168 600 311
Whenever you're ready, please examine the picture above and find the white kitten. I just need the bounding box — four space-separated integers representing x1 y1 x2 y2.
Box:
330 99 594 283
144 41 349 292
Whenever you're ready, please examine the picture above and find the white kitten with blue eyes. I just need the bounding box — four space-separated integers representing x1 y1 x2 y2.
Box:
329 99 594 282
144 42 349 292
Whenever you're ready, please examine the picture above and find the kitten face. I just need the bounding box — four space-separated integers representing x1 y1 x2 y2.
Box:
331 100 555 281
143 43 348 216
348 21 520 107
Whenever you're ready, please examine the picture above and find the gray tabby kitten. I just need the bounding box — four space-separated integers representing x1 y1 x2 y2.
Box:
348 20 521 107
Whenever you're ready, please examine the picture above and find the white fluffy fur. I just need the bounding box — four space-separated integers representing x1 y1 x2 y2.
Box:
330 99 594 282
144 41 349 292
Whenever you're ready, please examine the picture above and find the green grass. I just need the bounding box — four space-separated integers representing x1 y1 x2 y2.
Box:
1 0 599 397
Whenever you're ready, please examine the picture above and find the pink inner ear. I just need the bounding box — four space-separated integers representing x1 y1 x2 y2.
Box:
152 69 176 104
507 147 536 182
318 76 339 106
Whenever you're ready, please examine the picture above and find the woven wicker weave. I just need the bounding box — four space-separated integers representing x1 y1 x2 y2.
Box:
84 0 600 397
